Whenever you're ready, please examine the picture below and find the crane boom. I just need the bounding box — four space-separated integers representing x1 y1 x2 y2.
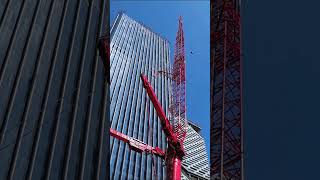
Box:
140 74 185 156
140 73 185 180
140 74 176 142
110 128 165 158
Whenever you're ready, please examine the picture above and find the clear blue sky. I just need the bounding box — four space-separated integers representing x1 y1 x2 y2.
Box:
110 1 210 155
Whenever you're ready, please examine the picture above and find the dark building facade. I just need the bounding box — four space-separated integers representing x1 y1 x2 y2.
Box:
0 0 109 179
110 13 171 180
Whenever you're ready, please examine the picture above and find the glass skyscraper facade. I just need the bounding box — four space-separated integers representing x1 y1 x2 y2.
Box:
110 13 171 180
181 122 210 180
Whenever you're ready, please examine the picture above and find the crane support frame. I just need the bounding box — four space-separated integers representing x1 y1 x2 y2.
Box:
211 0 243 179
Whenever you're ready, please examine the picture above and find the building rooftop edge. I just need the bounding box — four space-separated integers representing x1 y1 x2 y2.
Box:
188 120 202 133
117 12 171 45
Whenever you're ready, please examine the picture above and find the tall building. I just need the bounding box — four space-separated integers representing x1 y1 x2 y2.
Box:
0 0 109 179
181 122 210 180
110 13 171 180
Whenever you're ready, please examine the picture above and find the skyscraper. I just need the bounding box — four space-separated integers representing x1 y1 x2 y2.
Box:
181 122 210 180
0 0 109 179
110 13 171 180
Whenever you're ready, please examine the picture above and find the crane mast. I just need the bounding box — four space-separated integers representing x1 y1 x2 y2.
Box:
171 16 188 143
110 128 165 158
211 0 243 179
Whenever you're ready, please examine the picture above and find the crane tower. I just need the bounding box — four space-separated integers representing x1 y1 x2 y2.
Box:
170 16 188 142
211 0 244 180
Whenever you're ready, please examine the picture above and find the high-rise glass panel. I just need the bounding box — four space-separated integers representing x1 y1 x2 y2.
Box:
110 13 170 180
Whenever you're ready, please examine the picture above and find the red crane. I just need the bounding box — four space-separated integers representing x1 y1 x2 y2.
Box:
109 128 165 158
211 0 243 179
99 17 188 180
110 74 185 180
170 16 188 143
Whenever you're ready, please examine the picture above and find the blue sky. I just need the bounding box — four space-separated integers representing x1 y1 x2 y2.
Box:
110 1 210 155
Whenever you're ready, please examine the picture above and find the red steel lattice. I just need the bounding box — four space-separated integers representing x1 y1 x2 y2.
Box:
211 0 243 179
170 16 188 143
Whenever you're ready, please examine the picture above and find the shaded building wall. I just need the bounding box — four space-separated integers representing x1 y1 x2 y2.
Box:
109 13 171 180
0 0 109 179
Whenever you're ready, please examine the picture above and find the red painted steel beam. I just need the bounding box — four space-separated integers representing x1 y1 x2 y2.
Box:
171 16 188 143
140 73 185 180
110 128 165 158
140 75 180 142
211 0 243 179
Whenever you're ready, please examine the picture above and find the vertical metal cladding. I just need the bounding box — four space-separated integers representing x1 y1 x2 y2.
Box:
181 124 210 180
110 13 171 180
0 0 109 180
